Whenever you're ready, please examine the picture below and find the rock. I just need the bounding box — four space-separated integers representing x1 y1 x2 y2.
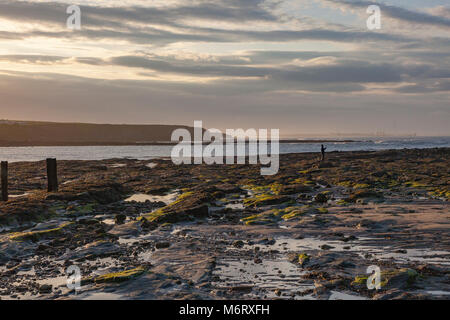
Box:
38 284 53 294
92 266 147 284
256 238 276 245
385 269 418 289
228 285 253 293
316 180 331 187
298 253 310 267
155 242 171 249
254 258 262 264
244 195 291 207
317 161 334 168
373 289 400 300
145 187 172 195
277 184 313 195
353 268 419 292
416 264 445 276
341 235 357 242
184 205 209 218
356 219 374 229
115 214 126 225
314 193 328 204
47 183 127 204
371 171 388 178
141 192 211 225
61 240 121 260
313 283 328 296
346 189 384 203
297 194 312 201
328 259 354 268
78 218 100 225
232 240 245 248
140 219 157 230
36 244 51 252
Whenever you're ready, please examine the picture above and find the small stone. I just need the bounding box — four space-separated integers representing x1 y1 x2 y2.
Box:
341 235 357 242
114 214 126 225
38 284 53 294
320 244 334 250
314 193 328 204
254 258 262 264
155 242 171 249
232 240 245 248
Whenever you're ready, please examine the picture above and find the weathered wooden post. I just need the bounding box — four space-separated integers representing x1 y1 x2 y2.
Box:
46 158 58 192
1 161 7 201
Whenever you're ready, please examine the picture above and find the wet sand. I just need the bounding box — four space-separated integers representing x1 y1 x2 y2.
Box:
0 148 449 300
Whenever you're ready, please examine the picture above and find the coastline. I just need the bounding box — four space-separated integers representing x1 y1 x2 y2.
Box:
0 139 359 147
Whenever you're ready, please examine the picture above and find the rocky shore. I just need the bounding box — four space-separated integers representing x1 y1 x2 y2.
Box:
0 148 449 300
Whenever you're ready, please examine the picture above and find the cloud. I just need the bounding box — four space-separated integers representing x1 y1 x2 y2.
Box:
109 54 450 90
395 81 450 94
322 0 450 29
0 55 67 64
0 0 423 46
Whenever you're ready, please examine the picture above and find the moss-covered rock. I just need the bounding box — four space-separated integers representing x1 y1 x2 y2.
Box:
141 191 210 225
346 189 384 203
275 184 313 195
243 194 291 207
241 210 282 225
314 193 329 204
9 222 73 242
92 266 147 284
241 205 318 225
297 253 310 267
352 268 419 290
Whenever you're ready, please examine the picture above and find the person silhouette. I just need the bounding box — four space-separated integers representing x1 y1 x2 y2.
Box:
321 144 327 161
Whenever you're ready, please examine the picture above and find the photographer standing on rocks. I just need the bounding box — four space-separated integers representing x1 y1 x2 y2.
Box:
321 144 327 161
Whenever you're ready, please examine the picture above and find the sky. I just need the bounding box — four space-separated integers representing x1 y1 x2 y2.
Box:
0 0 449 137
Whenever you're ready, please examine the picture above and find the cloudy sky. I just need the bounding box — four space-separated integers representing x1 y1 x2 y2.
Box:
0 0 449 136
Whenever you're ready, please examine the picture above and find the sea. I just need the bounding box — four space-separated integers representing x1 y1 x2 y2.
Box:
0 136 449 163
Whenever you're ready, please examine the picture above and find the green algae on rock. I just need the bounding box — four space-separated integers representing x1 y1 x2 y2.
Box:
241 205 320 225
140 191 210 225
352 268 419 290
243 194 291 208
92 266 147 284
9 222 73 242
297 253 310 267
241 210 282 226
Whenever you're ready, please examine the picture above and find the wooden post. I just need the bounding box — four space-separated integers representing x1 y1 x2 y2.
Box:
46 158 58 192
1 161 7 201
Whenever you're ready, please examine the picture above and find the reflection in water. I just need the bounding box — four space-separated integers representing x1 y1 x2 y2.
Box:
213 257 313 299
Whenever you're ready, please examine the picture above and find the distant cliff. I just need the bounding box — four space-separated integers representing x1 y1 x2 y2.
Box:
0 120 198 146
